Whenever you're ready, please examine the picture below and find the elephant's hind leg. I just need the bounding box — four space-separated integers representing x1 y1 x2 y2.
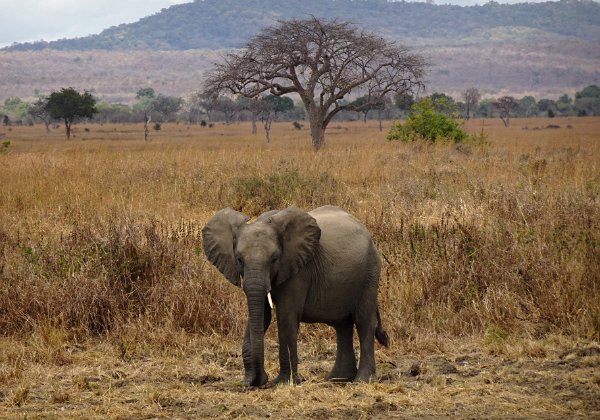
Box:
353 245 381 383
327 323 357 381
354 312 377 382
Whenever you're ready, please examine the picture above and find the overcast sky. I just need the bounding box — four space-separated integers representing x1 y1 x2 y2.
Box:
0 0 553 48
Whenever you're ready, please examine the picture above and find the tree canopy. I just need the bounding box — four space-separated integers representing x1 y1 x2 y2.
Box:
45 88 97 139
204 17 425 151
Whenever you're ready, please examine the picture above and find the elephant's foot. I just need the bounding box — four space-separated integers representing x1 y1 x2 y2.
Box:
327 372 356 382
327 365 357 382
353 370 376 383
268 372 303 387
243 370 269 388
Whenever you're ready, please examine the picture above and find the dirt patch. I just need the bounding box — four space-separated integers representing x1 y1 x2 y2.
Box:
1 337 599 418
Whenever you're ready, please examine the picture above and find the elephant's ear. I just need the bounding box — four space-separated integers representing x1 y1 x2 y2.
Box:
202 208 250 287
269 207 321 285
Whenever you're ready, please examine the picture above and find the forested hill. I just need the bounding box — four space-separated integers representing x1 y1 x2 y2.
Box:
4 0 600 51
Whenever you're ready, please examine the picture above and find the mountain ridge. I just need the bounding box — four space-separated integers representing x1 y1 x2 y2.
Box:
4 0 600 51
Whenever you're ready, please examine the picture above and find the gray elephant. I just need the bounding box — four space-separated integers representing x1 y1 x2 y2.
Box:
202 205 388 387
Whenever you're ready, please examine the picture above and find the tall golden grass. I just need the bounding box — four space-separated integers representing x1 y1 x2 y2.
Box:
0 117 598 346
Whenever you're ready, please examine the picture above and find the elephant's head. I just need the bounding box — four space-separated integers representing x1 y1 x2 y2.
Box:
202 207 321 386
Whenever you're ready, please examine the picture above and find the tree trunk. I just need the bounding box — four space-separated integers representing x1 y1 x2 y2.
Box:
251 116 257 135
263 119 272 143
310 123 325 152
304 101 326 152
65 119 71 140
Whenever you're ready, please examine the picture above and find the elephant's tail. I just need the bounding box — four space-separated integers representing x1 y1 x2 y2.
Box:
375 308 389 347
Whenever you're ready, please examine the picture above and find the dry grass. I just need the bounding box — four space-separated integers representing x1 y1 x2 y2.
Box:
0 117 599 417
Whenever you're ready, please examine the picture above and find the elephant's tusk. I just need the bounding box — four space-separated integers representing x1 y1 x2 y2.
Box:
267 292 274 309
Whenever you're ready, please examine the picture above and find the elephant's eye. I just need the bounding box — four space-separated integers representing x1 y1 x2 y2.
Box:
236 255 243 266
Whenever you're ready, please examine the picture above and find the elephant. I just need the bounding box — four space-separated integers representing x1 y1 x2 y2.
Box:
202 205 388 387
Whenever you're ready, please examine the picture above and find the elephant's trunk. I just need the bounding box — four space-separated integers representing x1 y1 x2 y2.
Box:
244 268 270 386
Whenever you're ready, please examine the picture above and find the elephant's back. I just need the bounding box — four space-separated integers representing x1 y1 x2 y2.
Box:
310 206 368 235
309 206 374 261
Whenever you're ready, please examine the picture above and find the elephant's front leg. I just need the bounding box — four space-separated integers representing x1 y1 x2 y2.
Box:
242 299 272 387
270 311 302 386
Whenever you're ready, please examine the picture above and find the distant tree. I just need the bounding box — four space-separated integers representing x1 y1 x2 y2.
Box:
3 97 29 123
236 96 260 134
136 87 156 99
493 96 518 127
204 17 425 151
428 92 455 114
257 97 277 143
430 93 456 114
45 87 97 139
462 88 480 120
148 94 183 121
95 101 133 123
536 98 557 118
556 94 574 116
394 92 414 117
265 95 294 115
575 84 600 99
474 98 495 118
518 96 537 117
28 96 52 131
350 95 374 123
239 94 294 140
375 96 392 132
213 96 238 125
186 91 217 123
574 84 600 116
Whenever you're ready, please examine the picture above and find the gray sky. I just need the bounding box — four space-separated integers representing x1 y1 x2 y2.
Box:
0 0 552 48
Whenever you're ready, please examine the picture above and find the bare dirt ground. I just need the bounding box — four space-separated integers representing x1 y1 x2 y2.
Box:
1 334 599 418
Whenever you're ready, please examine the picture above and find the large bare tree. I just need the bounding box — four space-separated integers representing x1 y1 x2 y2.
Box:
204 18 426 151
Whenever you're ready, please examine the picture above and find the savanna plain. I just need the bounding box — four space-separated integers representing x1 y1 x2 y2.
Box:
0 118 599 418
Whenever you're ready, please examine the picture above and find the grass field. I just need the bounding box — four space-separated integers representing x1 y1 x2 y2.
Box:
1 117 599 417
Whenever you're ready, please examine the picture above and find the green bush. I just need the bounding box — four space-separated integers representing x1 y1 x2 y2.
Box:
387 98 468 143
0 141 10 154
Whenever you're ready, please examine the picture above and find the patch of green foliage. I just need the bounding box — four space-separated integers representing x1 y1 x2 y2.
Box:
0 141 10 154
387 98 469 143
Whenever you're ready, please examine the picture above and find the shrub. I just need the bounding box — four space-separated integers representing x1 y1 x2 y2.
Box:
0 141 10 154
229 169 342 216
387 98 468 143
